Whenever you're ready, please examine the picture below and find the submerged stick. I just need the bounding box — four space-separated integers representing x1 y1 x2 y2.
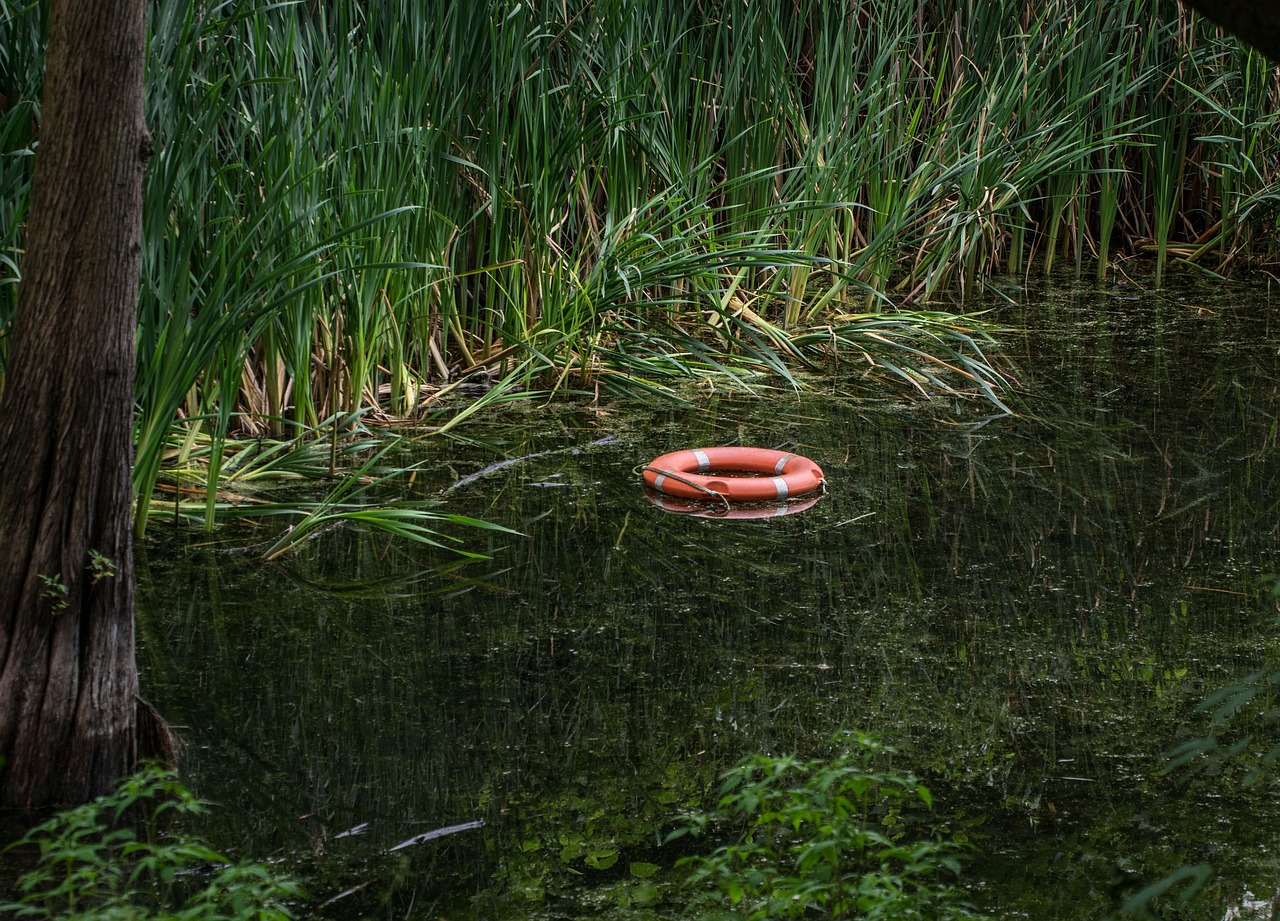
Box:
320 819 487 907
386 819 486 852
443 434 618 494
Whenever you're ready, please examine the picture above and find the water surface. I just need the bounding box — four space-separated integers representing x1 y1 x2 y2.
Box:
139 275 1280 918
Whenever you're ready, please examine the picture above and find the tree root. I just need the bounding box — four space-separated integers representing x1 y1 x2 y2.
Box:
136 696 181 767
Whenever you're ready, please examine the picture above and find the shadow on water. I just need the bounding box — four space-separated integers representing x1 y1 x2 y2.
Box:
136 275 1280 918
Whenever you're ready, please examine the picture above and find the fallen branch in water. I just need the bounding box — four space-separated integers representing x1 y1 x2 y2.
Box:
387 819 486 853
443 433 618 494
320 819 487 907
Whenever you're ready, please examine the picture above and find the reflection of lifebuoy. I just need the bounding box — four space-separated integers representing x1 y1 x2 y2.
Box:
644 490 822 519
642 447 825 501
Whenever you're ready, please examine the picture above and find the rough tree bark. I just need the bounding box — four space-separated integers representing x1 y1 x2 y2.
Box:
0 0 169 807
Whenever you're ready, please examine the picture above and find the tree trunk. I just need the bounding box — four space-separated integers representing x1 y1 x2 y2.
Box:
0 0 159 807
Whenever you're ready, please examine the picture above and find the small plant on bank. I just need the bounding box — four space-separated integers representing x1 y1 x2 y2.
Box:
36 574 68 613
1 763 300 920
670 733 979 920
86 550 116 582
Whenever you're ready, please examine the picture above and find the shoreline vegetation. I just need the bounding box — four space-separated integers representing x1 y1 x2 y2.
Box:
1 0 1277 540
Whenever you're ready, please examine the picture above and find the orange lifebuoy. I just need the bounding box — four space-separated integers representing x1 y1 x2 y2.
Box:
642 446 825 502
644 490 822 519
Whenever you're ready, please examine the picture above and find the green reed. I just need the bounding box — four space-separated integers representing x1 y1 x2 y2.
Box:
1 0 1277 537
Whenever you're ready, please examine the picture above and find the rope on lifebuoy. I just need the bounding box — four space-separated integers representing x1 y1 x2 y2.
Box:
637 464 732 512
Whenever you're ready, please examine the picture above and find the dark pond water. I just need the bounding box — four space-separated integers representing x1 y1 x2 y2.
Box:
138 274 1280 919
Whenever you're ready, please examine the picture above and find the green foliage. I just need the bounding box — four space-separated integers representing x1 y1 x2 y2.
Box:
1 764 300 921
671 734 979 920
5 0 1279 540
36 573 67 612
1163 575 1280 785
154 431 522 559
1123 575 1280 918
1114 864 1214 920
86 550 116 582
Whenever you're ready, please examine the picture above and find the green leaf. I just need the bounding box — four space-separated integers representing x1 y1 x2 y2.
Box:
584 849 619 870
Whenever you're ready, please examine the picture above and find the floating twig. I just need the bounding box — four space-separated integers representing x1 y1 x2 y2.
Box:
444 434 617 494
387 819 486 853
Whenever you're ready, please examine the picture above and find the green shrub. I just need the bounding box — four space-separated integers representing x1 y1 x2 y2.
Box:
1 764 300 920
671 733 979 920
